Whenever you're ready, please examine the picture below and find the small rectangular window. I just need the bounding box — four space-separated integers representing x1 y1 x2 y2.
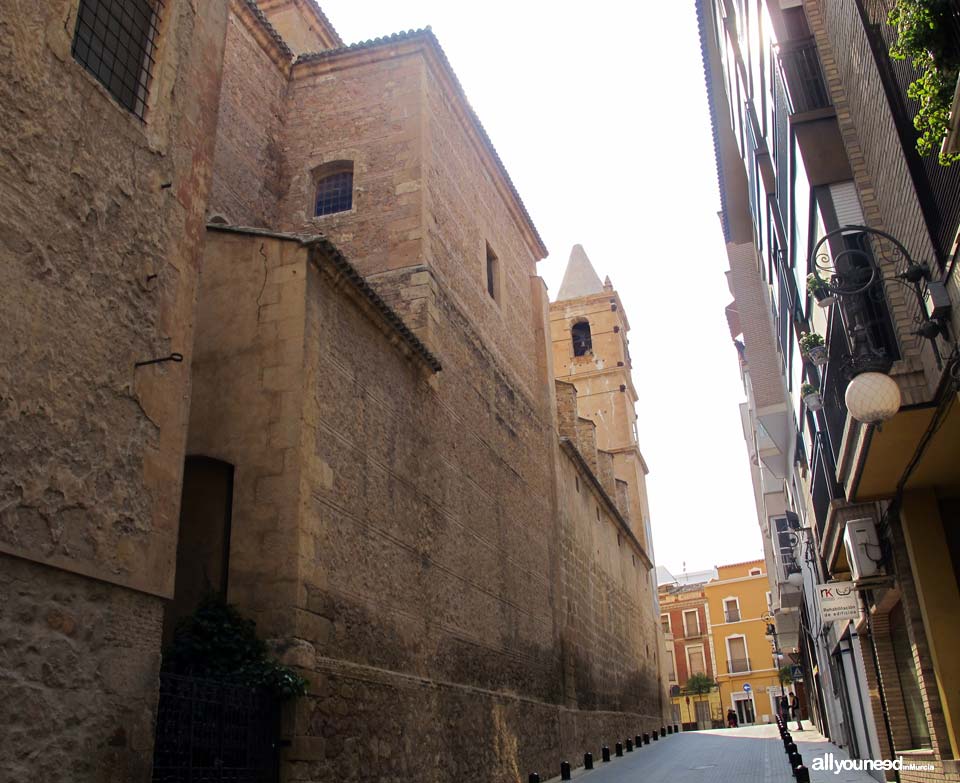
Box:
485 242 499 301
72 0 163 121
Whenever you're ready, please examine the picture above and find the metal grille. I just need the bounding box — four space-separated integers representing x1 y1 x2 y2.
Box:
314 170 353 216
777 38 832 114
72 0 162 121
152 673 280 783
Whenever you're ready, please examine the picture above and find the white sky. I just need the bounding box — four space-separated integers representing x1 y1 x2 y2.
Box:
317 1 764 573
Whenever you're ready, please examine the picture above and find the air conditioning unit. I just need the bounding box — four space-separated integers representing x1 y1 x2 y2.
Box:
844 518 881 581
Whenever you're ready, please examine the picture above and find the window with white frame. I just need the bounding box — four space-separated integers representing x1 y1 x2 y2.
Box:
682 609 700 637
686 645 706 677
723 597 741 623
661 613 672 634
726 635 750 674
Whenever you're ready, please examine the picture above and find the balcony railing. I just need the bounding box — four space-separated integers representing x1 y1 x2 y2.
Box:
724 610 741 623
684 627 703 639
727 658 752 674
777 37 832 114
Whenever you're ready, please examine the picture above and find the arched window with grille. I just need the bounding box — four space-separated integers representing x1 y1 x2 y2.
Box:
314 161 354 216
571 320 592 356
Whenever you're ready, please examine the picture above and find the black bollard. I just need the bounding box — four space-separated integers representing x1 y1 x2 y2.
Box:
782 734 793 748
528 775 540 783
652 730 659 741
602 745 611 763
786 742 797 756
560 761 571 781
584 752 593 770
643 732 650 745
635 734 642 747
789 752 803 775
795 764 810 783
661 725 667 736
667 725 673 735
626 738 633 752
674 724 680 734
615 742 623 757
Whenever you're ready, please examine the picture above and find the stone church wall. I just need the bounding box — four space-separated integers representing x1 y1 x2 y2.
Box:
0 0 229 779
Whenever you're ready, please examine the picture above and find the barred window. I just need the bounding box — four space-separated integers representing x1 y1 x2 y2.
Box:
314 166 353 216
72 0 163 121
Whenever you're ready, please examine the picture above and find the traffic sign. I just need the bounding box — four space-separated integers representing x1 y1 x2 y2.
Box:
743 683 752 693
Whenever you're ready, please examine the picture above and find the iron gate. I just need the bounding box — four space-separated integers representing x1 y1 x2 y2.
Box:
152 673 280 782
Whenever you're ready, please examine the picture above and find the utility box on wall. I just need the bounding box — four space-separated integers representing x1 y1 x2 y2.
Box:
844 518 881 581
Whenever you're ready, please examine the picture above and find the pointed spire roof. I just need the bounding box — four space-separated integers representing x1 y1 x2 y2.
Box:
556 244 604 301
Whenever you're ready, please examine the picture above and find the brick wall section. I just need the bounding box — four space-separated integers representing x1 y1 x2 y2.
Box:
208 5 290 226
279 51 425 275
576 417 600 476
420 55 544 400
726 241 787 410
0 554 165 781
865 612 905 757
804 0 941 404
365 265 442 350
555 447 660 716
555 381 579 440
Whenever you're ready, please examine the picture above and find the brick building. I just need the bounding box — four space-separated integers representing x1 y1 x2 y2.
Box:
0 1 666 780
658 578 721 729
699 0 960 780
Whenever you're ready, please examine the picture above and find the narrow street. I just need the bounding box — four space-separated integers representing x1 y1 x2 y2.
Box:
544 724 879 783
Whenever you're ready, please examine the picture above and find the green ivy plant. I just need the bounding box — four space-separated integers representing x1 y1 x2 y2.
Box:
888 0 960 165
162 596 308 699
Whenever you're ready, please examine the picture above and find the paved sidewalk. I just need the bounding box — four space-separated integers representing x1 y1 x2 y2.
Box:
537 723 880 783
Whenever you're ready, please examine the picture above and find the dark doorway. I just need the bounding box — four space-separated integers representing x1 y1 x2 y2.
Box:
163 456 235 645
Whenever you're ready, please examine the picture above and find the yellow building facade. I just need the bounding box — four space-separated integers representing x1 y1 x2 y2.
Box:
705 560 784 725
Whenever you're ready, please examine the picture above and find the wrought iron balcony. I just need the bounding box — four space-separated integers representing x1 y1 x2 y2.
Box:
727 658 752 674
776 37 832 114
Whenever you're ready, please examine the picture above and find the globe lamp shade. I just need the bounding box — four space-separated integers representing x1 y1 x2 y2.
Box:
845 372 901 424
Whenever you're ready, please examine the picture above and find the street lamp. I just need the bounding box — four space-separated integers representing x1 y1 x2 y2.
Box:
808 225 952 424
763 612 788 719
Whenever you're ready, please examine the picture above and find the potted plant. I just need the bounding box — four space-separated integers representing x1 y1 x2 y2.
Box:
799 332 828 366
801 382 823 411
806 274 836 308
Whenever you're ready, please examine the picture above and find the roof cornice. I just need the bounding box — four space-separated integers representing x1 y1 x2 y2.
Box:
233 0 294 72
293 29 547 260
256 0 344 48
